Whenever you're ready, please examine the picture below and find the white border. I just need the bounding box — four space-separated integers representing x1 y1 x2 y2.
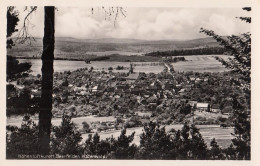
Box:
1 0 259 166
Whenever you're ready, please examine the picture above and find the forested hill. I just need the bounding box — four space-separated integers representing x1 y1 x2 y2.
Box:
145 47 227 57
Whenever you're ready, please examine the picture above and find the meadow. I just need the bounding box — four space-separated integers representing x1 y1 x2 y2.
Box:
18 59 165 75
172 55 230 72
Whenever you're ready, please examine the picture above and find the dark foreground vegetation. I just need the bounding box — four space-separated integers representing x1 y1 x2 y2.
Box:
6 114 248 159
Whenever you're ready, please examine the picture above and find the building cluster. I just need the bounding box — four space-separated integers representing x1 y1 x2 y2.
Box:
48 65 225 119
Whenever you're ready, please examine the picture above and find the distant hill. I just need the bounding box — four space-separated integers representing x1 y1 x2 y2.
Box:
55 37 220 46
7 37 222 60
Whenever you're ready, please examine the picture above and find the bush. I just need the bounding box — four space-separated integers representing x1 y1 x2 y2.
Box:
217 116 227 123
82 121 92 133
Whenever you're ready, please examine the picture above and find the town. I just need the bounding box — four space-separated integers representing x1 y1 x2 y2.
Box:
8 62 246 134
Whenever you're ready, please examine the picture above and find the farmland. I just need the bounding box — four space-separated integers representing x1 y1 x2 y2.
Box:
18 59 165 75
18 54 229 75
172 55 230 72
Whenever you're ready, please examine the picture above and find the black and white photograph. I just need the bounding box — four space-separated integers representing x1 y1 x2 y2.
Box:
2 0 258 163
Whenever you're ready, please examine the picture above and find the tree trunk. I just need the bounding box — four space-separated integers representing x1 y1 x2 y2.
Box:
39 6 55 154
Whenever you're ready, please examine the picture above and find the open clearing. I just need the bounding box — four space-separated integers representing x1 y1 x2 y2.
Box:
172 55 230 72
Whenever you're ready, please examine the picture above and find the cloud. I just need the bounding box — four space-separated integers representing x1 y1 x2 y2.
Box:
15 7 250 40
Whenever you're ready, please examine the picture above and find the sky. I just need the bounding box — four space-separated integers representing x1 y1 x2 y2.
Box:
14 7 250 41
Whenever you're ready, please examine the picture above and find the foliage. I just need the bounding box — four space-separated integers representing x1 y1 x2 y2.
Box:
6 115 250 160
6 115 40 159
109 129 137 159
200 9 251 91
50 114 84 155
209 138 224 159
7 7 32 80
138 121 174 159
7 85 40 116
7 6 19 49
231 109 250 159
137 122 208 159
200 7 251 160
82 121 92 133
84 133 113 157
175 123 208 159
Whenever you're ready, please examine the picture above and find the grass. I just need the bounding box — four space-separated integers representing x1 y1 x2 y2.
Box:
172 55 230 72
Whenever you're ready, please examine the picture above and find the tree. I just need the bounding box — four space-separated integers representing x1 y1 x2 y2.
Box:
82 121 92 133
108 67 113 72
50 114 84 155
200 7 251 160
189 124 208 159
138 122 174 159
84 133 113 158
38 6 55 154
109 129 137 159
209 138 224 159
6 7 31 80
200 8 251 91
6 115 40 159
7 6 19 49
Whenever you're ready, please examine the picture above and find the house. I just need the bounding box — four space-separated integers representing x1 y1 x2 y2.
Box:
130 86 141 95
196 103 209 112
176 84 183 88
106 87 115 93
179 88 185 93
189 76 196 82
91 85 105 93
188 101 197 107
195 78 203 84
184 85 192 91
147 85 157 93
146 96 158 105
116 82 130 90
211 104 220 113
164 82 174 90
115 88 123 94
92 86 98 92
126 73 139 80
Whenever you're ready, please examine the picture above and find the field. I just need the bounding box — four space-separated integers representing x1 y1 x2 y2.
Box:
18 54 229 75
18 59 165 75
172 55 230 72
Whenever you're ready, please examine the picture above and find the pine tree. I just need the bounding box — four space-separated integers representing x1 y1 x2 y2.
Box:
209 138 224 160
138 121 173 159
50 114 84 155
110 129 137 159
